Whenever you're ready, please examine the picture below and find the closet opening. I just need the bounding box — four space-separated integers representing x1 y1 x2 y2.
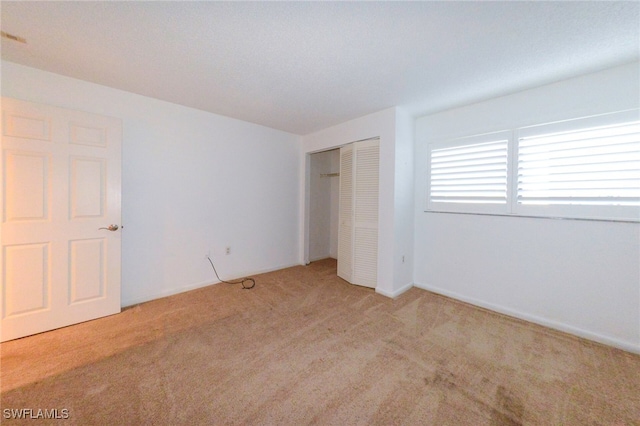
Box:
304 138 380 289
307 148 340 264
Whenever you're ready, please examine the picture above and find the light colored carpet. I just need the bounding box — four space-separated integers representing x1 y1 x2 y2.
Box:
1 258 639 425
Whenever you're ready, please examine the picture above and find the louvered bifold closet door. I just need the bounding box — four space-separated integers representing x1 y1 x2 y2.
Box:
337 144 354 282
337 140 380 289
352 141 379 288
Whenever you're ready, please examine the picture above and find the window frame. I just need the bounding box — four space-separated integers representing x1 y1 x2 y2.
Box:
513 109 640 222
426 130 512 215
425 109 640 222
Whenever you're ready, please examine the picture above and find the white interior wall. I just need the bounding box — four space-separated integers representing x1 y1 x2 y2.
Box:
413 62 640 353
4 58 635 353
393 107 415 291
1 61 301 306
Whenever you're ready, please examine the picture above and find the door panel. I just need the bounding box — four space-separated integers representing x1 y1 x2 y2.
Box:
4 151 50 222
353 227 377 286
69 238 105 304
2 110 51 141
337 145 353 282
70 123 106 147
352 141 379 288
70 157 105 218
3 243 50 317
1 98 121 341
337 140 379 289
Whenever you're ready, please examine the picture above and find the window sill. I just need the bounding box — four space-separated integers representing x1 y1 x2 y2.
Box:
423 209 640 224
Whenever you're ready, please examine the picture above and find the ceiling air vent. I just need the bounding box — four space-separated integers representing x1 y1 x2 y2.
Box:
1 31 26 44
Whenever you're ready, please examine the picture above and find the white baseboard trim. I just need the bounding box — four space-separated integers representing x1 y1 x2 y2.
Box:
376 281 414 299
308 255 336 262
122 262 301 308
414 282 640 355
122 279 218 308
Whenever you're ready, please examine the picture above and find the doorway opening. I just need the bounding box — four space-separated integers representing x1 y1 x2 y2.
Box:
304 137 380 290
307 148 340 263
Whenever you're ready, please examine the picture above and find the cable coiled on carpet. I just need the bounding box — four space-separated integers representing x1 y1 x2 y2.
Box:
207 256 255 290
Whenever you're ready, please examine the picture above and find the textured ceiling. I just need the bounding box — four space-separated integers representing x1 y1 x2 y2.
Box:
1 1 638 135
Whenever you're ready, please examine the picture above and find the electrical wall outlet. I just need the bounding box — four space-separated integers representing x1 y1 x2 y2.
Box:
225 247 231 255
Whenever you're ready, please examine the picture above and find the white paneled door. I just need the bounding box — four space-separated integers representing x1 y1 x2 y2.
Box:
1 98 122 341
338 139 379 288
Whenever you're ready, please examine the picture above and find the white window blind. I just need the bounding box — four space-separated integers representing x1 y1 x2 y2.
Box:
517 121 640 207
426 110 640 222
428 133 509 213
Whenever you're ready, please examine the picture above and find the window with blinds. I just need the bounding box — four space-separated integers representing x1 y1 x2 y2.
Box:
427 131 510 214
517 121 640 206
515 110 640 221
426 110 640 221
